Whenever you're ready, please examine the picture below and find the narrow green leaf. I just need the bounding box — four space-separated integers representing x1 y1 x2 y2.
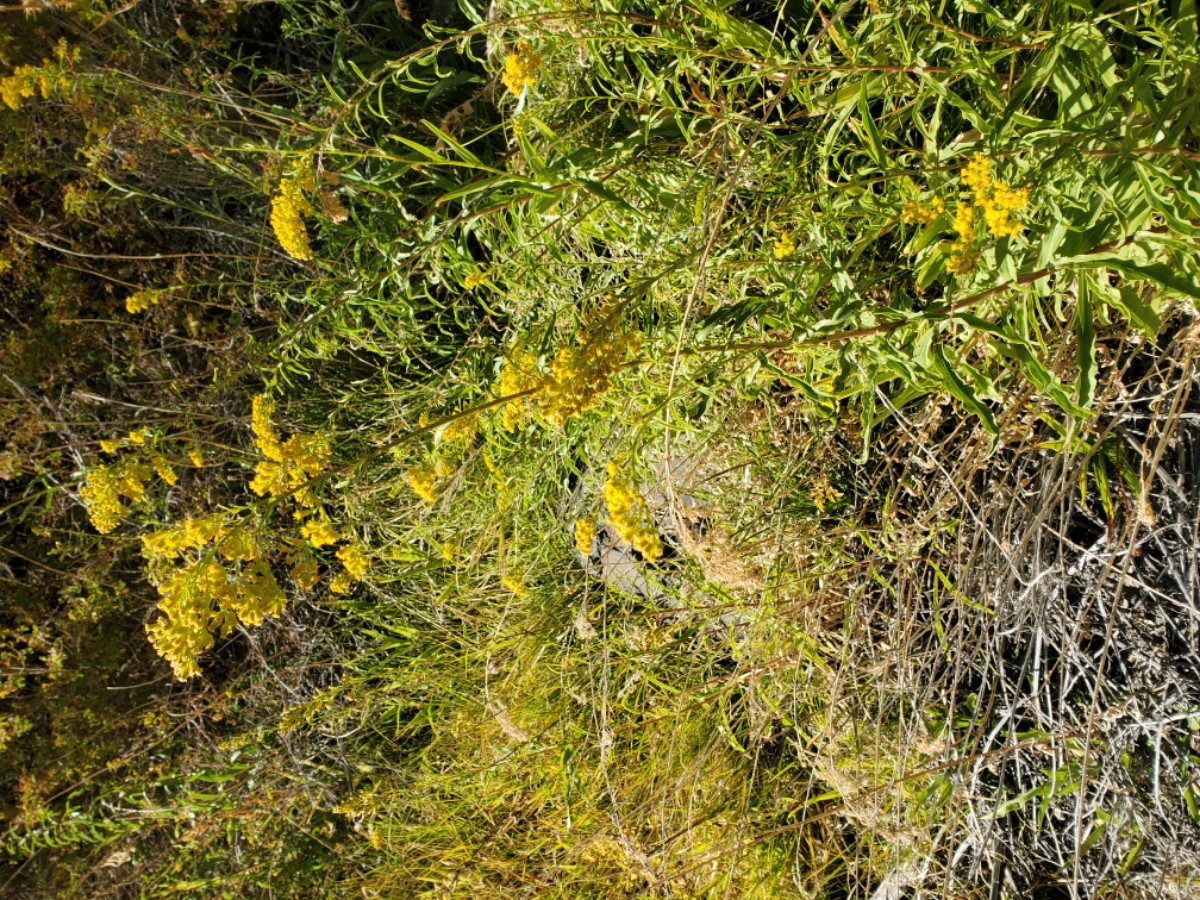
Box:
930 345 998 434
1075 282 1097 406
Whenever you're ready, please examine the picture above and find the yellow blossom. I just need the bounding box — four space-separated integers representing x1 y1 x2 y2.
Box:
270 169 314 261
406 467 437 502
247 395 331 505
99 439 120 455
150 453 177 486
0 66 37 111
501 574 528 597
900 196 944 225
500 301 639 430
188 447 204 467
497 345 542 431
126 290 160 313
464 272 485 289
603 462 663 561
574 517 597 555
336 543 369 581
502 41 542 97
773 231 795 259
80 466 125 534
959 153 1028 239
300 519 340 548
290 558 319 590
128 429 148 445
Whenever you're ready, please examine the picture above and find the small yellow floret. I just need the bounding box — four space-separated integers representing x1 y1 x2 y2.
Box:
773 231 795 259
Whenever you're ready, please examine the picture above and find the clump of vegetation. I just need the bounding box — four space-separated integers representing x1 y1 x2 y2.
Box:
2 0 1200 897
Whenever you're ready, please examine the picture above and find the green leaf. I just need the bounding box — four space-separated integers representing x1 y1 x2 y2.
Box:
1081 256 1200 303
930 344 997 434
1075 282 1097 406
856 80 888 170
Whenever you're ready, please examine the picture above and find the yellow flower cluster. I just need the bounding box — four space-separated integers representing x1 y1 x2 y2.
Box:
943 153 1029 275
602 462 663 561
339 542 369 578
501 574 529 597
247 395 331 508
270 167 315 261
947 200 981 276
498 346 543 431
290 557 319 590
501 41 542 97
1 41 79 110
150 453 177 486
961 153 1028 238
900 195 945 226
574 517 597 555
1 66 37 111
330 543 370 594
140 513 289 679
141 515 227 557
499 304 639 430
463 272 485 290
126 290 161 313
146 556 286 679
406 467 438 502
300 518 340 547
80 460 152 533
439 408 478 444
773 231 795 259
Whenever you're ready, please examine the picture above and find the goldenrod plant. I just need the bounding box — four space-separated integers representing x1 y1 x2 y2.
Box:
2 0 1200 896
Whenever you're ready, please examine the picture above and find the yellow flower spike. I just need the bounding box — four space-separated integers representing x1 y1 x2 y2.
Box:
151 453 177 486
247 395 331 502
602 465 663 561
188 447 204 467
501 41 543 97
80 466 125 534
574 518 597 555
329 572 353 595
270 168 314 261
901 196 945 226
